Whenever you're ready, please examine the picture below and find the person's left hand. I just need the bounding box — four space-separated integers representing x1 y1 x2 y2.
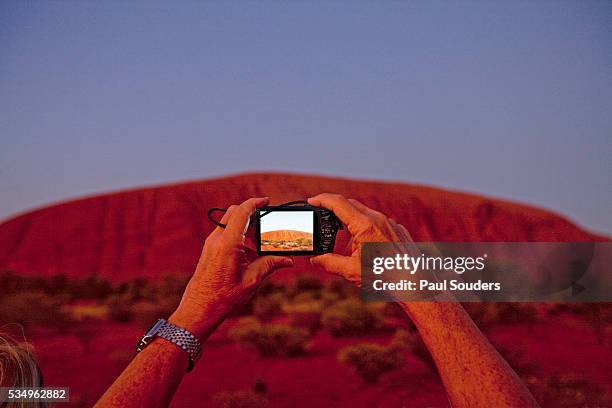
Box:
170 197 293 340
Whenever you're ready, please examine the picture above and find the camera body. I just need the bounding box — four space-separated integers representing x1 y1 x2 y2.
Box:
256 203 343 255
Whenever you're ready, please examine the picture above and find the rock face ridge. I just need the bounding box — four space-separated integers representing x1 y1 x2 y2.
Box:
0 173 604 280
261 230 313 241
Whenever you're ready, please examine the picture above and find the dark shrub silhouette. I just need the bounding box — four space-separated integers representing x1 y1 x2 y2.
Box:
0 291 72 328
283 300 323 333
321 299 380 336
338 343 403 383
212 389 268 408
390 329 436 372
229 317 309 357
252 294 284 322
107 294 134 323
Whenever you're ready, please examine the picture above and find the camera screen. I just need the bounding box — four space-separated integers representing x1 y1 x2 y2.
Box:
259 210 314 252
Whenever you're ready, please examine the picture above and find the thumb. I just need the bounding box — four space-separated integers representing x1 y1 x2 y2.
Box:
246 256 293 285
310 254 354 277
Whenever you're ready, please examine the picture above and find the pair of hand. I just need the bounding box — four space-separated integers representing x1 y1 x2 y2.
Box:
170 193 412 340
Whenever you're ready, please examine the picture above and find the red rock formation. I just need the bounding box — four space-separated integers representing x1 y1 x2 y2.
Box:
0 173 606 280
261 230 313 242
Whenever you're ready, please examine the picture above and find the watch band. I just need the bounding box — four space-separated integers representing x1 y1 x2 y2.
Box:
136 318 202 372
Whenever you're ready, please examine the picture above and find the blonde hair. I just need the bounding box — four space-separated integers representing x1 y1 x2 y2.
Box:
0 332 50 408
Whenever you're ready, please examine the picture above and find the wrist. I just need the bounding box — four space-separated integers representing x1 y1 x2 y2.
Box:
168 301 227 342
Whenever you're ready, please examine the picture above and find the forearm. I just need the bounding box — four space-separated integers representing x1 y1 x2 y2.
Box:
400 301 539 408
95 305 223 408
94 339 187 408
95 196 288 407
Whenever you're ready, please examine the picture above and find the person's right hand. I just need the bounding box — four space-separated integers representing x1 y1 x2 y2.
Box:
170 197 293 341
308 193 415 286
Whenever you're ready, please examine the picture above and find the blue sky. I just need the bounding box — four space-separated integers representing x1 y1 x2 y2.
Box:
260 211 313 234
1 1 611 234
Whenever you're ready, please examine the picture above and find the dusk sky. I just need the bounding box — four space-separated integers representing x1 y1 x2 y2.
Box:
260 211 314 234
1 1 610 234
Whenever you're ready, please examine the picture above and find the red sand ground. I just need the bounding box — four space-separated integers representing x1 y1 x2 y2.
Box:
26 312 610 407
0 173 610 407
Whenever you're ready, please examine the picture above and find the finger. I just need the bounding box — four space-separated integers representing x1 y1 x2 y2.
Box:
344 237 355 255
225 197 269 238
210 205 238 236
347 198 373 214
399 224 411 239
392 219 413 242
348 198 386 219
244 245 258 262
207 205 238 241
308 193 368 231
310 253 355 277
311 254 361 286
389 218 408 241
245 256 293 287
220 205 237 224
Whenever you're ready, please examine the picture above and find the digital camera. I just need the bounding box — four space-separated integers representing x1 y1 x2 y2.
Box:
255 202 343 255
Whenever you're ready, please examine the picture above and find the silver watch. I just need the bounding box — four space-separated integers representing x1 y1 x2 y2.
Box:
136 318 202 372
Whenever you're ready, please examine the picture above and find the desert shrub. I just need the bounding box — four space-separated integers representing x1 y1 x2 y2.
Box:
131 299 177 327
390 329 436 372
283 300 323 333
77 274 113 299
338 343 403 383
463 303 501 330
252 293 284 321
292 274 323 293
382 302 410 319
212 390 268 408
377 303 416 331
495 344 536 377
0 291 72 328
578 303 612 345
321 299 380 336
295 237 313 246
545 302 577 316
496 303 538 325
229 317 309 357
524 374 611 407
292 290 322 304
0 269 24 295
288 274 323 304
320 290 341 305
0 270 66 296
322 277 359 301
131 301 159 326
463 302 538 331
68 303 108 320
72 319 98 351
48 273 70 295
546 303 612 344
114 277 156 302
106 294 134 323
156 273 190 298
256 280 287 297
70 274 113 300
0 271 75 298
253 378 267 394
106 292 177 325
